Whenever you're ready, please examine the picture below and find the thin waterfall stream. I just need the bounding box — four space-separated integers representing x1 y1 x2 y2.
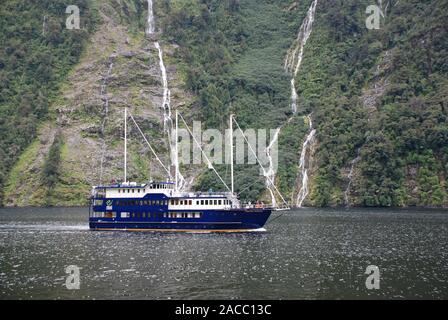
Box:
265 0 318 207
146 0 185 189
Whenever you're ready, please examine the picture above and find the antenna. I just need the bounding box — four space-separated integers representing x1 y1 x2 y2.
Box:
175 110 179 191
124 107 127 183
229 114 234 194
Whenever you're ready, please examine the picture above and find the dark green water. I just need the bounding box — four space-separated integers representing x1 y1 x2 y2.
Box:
0 207 447 299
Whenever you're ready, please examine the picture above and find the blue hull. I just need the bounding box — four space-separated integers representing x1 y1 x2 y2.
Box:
89 209 271 232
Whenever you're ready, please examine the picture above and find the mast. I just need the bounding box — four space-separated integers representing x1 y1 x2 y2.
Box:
175 110 179 191
229 114 234 194
124 107 127 183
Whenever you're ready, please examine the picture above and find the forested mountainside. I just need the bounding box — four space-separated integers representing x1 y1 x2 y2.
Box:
0 0 447 207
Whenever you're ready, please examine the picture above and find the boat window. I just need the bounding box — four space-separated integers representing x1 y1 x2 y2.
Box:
201 200 204 205
214 200 217 205
196 200 199 205
189 200 192 205
118 189 120 193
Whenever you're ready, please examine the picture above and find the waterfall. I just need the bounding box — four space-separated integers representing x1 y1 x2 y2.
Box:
146 0 155 35
344 148 361 206
42 15 47 37
296 115 316 207
264 128 281 207
99 57 114 184
284 0 318 114
263 1 318 206
146 0 185 189
154 42 172 134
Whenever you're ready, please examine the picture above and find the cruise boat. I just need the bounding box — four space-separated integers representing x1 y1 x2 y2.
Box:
89 110 288 232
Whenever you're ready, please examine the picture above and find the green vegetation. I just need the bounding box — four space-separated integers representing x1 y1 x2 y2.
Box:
1 0 446 207
41 132 64 204
0 0 98 205
160 0 447 206
42 132 64 187
159 0 313 201
298 0 448 206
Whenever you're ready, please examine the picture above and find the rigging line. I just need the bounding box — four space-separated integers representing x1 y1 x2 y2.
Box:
178 112 232 193
266 212 286 225
128 111 172 179
236 175 265 196
232 117 289 208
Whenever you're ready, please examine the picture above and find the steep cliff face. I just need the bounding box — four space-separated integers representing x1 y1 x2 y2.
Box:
298 0 448 207
3 1 196 206
1 0 447 207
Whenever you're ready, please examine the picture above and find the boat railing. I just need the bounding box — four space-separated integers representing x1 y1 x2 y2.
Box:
178 191 235 198
240 202 291 210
